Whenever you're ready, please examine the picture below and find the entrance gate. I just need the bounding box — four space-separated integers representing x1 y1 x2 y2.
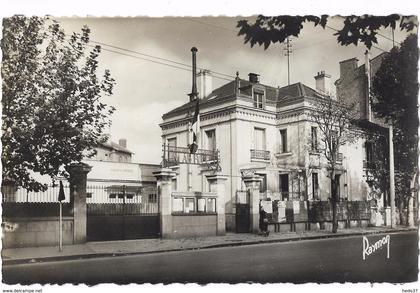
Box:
86 185 160 241
235 190 250 233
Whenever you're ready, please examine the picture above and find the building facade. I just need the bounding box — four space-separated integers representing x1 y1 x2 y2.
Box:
160 71 372 232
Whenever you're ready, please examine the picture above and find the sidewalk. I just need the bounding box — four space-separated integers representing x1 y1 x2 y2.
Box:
2 226 416 265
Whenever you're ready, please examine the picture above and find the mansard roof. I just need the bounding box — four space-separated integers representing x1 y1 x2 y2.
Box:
162 78 324 119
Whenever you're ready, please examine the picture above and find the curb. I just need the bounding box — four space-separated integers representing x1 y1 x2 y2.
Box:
2 228 416 266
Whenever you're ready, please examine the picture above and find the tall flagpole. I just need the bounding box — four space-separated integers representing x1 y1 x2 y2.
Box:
188 47 199 192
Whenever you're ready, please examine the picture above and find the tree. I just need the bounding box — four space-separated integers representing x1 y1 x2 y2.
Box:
237 15 417 50
310 96 360 233
1 16 116 192
362 126 389 207
370 34 419 225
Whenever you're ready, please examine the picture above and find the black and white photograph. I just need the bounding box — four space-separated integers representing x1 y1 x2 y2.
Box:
1 1 419 291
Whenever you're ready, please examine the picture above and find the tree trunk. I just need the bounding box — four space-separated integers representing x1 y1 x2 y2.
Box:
331 177 338 233
398 199 404 226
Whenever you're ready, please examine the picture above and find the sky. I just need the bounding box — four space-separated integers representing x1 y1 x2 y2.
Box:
53 16 413 164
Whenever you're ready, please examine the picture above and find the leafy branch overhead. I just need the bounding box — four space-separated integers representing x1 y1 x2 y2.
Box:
237 15 417 49
1 16 116 191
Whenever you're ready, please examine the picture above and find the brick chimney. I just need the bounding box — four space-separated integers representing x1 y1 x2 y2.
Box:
198 69 213 99
118 138 127 148
314 70 332 95
248 73 260 83
339 57 358 81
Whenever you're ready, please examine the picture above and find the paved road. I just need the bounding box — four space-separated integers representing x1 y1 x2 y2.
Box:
2 231 418 284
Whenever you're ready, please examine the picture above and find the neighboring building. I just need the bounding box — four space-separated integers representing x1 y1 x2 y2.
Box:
335 51 389 126
89 138 133 163
5 139 160 204
160 71 372 232
335 51 412 221
85 139 160 204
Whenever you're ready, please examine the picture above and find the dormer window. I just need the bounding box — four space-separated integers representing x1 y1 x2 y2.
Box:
253 90 264 109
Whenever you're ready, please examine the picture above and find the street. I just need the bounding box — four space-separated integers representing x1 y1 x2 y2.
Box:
2 231 418 284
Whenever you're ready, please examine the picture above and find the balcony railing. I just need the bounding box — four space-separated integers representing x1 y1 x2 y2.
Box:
363 160 375 170
250 149 270 161
162 144 219 167
326 151 343 163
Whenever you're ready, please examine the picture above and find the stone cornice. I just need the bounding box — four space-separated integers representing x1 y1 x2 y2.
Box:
161 105 277 131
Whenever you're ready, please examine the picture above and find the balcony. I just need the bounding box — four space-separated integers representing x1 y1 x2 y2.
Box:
326 151 343 164
162 144 219 167
363 160 375 170
250 149 270 161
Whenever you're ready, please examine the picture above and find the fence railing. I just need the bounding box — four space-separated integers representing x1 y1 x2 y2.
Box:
264 199 371 224
2 184 71 203
2 184 153 205
250 149 270 160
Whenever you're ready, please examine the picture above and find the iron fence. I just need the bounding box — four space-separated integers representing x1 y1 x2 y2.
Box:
1 184 155 206
1 184 71 203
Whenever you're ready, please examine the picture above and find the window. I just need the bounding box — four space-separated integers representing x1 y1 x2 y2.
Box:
167 137 177 162
259 174 267 193
280 129 287 153
148 194 157 203
171 178 177 191
365 141 373 168
254 128 266 150
312 173 319 200
86 192 93 199
334 174 341 199
109 193 117 199
205 129 216 151
311 127 318 151
253 91 264 109
331 130 338 154
279 174 289 200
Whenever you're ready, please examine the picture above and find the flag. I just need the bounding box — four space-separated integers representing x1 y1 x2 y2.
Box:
58 180 65 202
189 98 200 154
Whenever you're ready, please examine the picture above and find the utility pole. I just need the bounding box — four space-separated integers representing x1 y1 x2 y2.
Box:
284 37 292 85
389 125 396 227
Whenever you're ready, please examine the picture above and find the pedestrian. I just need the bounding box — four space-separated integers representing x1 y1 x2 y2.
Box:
259 205 269 237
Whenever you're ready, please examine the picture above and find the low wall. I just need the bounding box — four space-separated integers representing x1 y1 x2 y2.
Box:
87 214 160 241
2 217 74 248
171 214 217 238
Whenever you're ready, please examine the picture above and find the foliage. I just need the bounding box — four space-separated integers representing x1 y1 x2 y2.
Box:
362 126 389 204
1 16 116 191
370 34 419 220
237 15 417 49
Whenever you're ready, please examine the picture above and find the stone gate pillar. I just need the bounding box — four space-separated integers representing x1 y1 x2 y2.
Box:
206 174 228 236
66 162 92 244
243 174 262 233
153 168 176 238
